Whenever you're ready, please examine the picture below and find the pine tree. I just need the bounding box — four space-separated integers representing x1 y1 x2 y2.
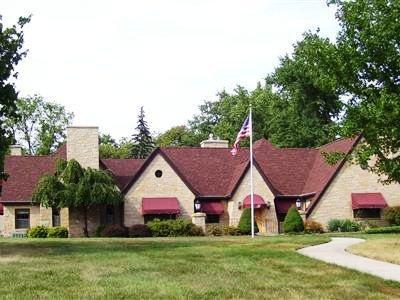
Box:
132 106 155 159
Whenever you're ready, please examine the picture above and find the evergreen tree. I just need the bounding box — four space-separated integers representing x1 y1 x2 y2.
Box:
132 107 155 158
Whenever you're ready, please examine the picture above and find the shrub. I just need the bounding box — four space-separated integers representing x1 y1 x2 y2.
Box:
101 224 128 237
223 226 241 236
383 206 400 226
366 226 400 234
238 208 259 235
283 206 304 233
206 225 223 236
47 227 68 238
190 225 205 236
95 225 106 237
129 224 151 238
327 219 360 232
27 225 48 238
147 219 198 237
304 220 324 233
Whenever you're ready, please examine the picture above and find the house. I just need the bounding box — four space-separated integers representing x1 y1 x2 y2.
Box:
1 126 399 237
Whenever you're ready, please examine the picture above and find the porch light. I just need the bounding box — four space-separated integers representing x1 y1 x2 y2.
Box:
296 198 301 210
194 199 201 213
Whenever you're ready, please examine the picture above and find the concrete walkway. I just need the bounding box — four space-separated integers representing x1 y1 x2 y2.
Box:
298 237 400 282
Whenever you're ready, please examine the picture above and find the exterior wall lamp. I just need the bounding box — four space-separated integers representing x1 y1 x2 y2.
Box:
296 198 302 210
194 199 201 213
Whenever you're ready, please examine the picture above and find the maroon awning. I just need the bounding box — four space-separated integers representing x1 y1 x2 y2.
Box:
201 201 224 215
142 197 180 215
243 194 266 209
275 199 296 214
352 193 388 209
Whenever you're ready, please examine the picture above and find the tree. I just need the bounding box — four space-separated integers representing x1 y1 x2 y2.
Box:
0 15 30 178
131 107 155 158
155 125 199 147
32 159 123 237
328 0 400 185
6 95 74 155
99 134 134 159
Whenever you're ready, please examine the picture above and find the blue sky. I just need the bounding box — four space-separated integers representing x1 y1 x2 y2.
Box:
2 0 339 140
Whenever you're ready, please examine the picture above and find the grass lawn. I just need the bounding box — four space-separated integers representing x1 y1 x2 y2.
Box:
347 235 400 265
0 235 400 299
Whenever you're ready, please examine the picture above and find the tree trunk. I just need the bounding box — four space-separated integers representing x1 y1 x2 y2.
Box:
83 206 89 237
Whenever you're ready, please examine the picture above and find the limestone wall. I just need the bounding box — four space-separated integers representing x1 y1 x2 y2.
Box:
2 205 40 237
228 166 278 234
310 162 400 227
68 206 101 237
0 215 4 235
124 154 195 227
66 126 99 169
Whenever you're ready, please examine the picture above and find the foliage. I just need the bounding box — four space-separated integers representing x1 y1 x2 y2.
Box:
0 15 30 179
47 227 68 238
101 224 128 237
5 95 73 155
222 226 241 236
147 219 200 237
27 225 48 238
99 134 134 159
128 224 151 238
189 225 205 236
283 206 304 233
32 159 123 237
383 206 400 226
238 208 259 235
95 225 106 237
155 125 199 147
327 219 361 232
321 151 346 166
131 106 155 159
304 220 324 234
365 226 400 234
206 225 223 236
326 0 400 185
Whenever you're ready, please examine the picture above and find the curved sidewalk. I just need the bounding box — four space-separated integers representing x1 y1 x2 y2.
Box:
298 237 400 282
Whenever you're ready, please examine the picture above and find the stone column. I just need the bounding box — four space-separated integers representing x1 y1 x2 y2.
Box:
191 212 206 232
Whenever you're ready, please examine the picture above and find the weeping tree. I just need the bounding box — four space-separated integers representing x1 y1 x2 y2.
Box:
32 159 123 237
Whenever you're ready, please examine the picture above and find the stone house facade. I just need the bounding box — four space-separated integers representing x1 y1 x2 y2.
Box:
0 126 399 237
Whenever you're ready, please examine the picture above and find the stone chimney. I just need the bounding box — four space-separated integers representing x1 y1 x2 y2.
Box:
9 145 22 156
66 126 99 169
200 134 229 148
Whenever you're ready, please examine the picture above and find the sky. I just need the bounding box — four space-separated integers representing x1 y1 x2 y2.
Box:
2 0 339 140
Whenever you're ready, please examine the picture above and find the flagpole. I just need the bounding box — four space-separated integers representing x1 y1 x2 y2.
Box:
249 104 255 238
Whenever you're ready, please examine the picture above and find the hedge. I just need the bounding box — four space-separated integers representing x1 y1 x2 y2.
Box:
365 226 400 234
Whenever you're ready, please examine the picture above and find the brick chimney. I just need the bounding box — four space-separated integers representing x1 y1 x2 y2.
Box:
66 126 99 169
9 145 22 156
200 134 229 148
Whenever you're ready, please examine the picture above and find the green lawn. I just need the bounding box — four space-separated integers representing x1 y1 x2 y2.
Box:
0 235 399 299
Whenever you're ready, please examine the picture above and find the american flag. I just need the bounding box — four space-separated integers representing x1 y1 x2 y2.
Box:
231 115 251 156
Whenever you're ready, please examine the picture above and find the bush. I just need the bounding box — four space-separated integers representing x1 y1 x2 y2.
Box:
327 219 361 232
47 227 68 238
148 219 198 237
101 224 128 237
95 225 106 237
206 225 223 236
190 225 205 236
383 206 400 226
222 226 241 236
129 224 151 238
304 220 324 233
238 208 259 235
283 207 304 233
27 225 48 238
366 226 400 234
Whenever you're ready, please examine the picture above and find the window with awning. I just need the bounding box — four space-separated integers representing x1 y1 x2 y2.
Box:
201 201 224 215
351 193 388 209
141 197 181 215
243 194 266 209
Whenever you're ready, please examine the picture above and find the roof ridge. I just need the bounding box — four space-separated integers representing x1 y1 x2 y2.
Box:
316 135 358 149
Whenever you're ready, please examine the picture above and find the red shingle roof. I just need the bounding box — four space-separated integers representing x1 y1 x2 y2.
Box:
101 158 145 190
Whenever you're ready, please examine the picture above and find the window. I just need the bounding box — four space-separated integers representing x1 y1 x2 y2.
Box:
52 208 61 227
106 206 115 225
155 170 163 178
353 208 381 219
205 214 220 224
144 214 176 224
15 209 30 229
